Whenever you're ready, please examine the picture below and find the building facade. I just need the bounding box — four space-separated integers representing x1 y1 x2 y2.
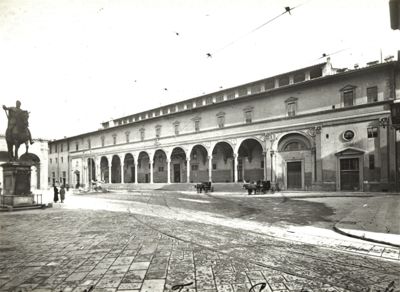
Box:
0 135 49 191
48 58 400 192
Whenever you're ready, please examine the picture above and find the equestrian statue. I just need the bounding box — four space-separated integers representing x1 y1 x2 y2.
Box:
3 100 34 161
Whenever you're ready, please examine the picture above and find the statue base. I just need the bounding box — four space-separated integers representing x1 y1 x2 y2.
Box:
0 162 45 211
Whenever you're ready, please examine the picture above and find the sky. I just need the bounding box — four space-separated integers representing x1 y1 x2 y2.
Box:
0 0 399 140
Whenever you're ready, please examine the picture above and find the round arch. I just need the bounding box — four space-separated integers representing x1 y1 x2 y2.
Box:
20 153 41 189
124 153 135 183
189 145 209 182
277 133 312 152
170 147 187 183
100 156 109 183
138 151 150 183
211 141 234 183
111 155 121 183
153 149 168 183
237 138 264 182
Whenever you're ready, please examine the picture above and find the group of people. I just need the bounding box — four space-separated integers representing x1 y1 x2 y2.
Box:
53 183 67 203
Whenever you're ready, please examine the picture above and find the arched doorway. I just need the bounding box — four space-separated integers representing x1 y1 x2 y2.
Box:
124 154 135 183
238 139 264 182
211 142 234 182
138 152 150 183
153 150 167 183
111 155 121 183
189 145 208 182
20 153 41 189
277 133 312 190
170 148 186 183
100 156 109 183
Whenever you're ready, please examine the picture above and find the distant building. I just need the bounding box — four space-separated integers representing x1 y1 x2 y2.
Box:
0 135 49 190
48 58 400 192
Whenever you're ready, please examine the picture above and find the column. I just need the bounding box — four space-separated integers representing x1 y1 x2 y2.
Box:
120 155 124 184
208 156 212 182
134 159 138 184
186 158 190 183
167 159 171 184
263 151 268 181
150 159 153 183
95 156 101 181
234 153 238 183
108 155 112 183
270 150 275 186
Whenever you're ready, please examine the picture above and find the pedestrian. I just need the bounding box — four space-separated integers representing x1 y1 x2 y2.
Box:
53 184 59 203
60 185 66 203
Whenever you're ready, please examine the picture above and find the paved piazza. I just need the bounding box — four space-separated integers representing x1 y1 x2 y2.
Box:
0 191 399 292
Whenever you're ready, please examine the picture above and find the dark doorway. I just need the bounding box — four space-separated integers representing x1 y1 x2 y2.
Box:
340 158 360 191
287 161 302 189
174 164 180 183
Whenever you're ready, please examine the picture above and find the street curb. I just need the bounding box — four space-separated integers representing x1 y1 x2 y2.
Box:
332 225 400 248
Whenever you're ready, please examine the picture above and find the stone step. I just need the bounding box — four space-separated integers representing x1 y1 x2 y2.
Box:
0 204 46 212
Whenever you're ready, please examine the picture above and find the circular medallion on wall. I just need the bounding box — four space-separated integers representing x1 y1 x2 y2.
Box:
342 130 355 142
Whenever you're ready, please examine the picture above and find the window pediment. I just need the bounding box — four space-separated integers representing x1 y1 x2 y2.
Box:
335 147 365 156
285 97 298 103
243 106 254 112
216 111 225 117
340 84 357 92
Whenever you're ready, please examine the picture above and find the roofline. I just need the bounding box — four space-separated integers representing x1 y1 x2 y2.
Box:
49 60 399 144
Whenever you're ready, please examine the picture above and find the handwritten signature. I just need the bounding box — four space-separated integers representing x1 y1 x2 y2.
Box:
171 280 396 292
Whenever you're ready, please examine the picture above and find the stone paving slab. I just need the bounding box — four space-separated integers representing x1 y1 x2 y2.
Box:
0 208 399 292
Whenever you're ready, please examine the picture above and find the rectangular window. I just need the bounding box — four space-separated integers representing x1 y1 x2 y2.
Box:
278 76 289 87
261 160 264 169
55 158 58 163
140 130 145 141
195 120 200 132
174 124 179 135
186 102 193 109
61 157 63 163
369 154 375 169
343 90 354 107
251 85 261 94
49 145 52 154
158 166 164 172
367 127 378 138
245 111 252 123
206 97 213 105
156 127 161 138
265 79 275 90
88 139 91 149
367 86 378 103
162 108 168 115
50 158 52 164
170 106 176 113
215 95 223 103
67 142 70 151
101 137 105 147
196 99 203 107
191 164 199 171
287 102 296 117
55 145 58 153
126 132 130 143
294 72 305 83
212 163 217 170
217 116 225 128
61 144 63 152
238 88 247 97
113 136 117 145
227 91 235 100
75 143 79 151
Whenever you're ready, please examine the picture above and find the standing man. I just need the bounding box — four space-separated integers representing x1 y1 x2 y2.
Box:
3 100 34 145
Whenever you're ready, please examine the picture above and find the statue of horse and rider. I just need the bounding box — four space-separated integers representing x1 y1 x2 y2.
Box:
3 100 34 161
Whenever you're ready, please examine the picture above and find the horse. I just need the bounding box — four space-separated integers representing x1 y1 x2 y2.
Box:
5 110 30 161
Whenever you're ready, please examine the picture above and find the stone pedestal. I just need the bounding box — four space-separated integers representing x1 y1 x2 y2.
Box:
1 162 34 207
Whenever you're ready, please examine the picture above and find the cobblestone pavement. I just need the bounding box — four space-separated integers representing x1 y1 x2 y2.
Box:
0 192 399 292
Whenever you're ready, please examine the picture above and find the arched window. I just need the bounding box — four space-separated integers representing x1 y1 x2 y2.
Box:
283 141 307 151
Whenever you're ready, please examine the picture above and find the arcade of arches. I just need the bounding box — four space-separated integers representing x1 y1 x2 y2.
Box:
80 134 316 190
